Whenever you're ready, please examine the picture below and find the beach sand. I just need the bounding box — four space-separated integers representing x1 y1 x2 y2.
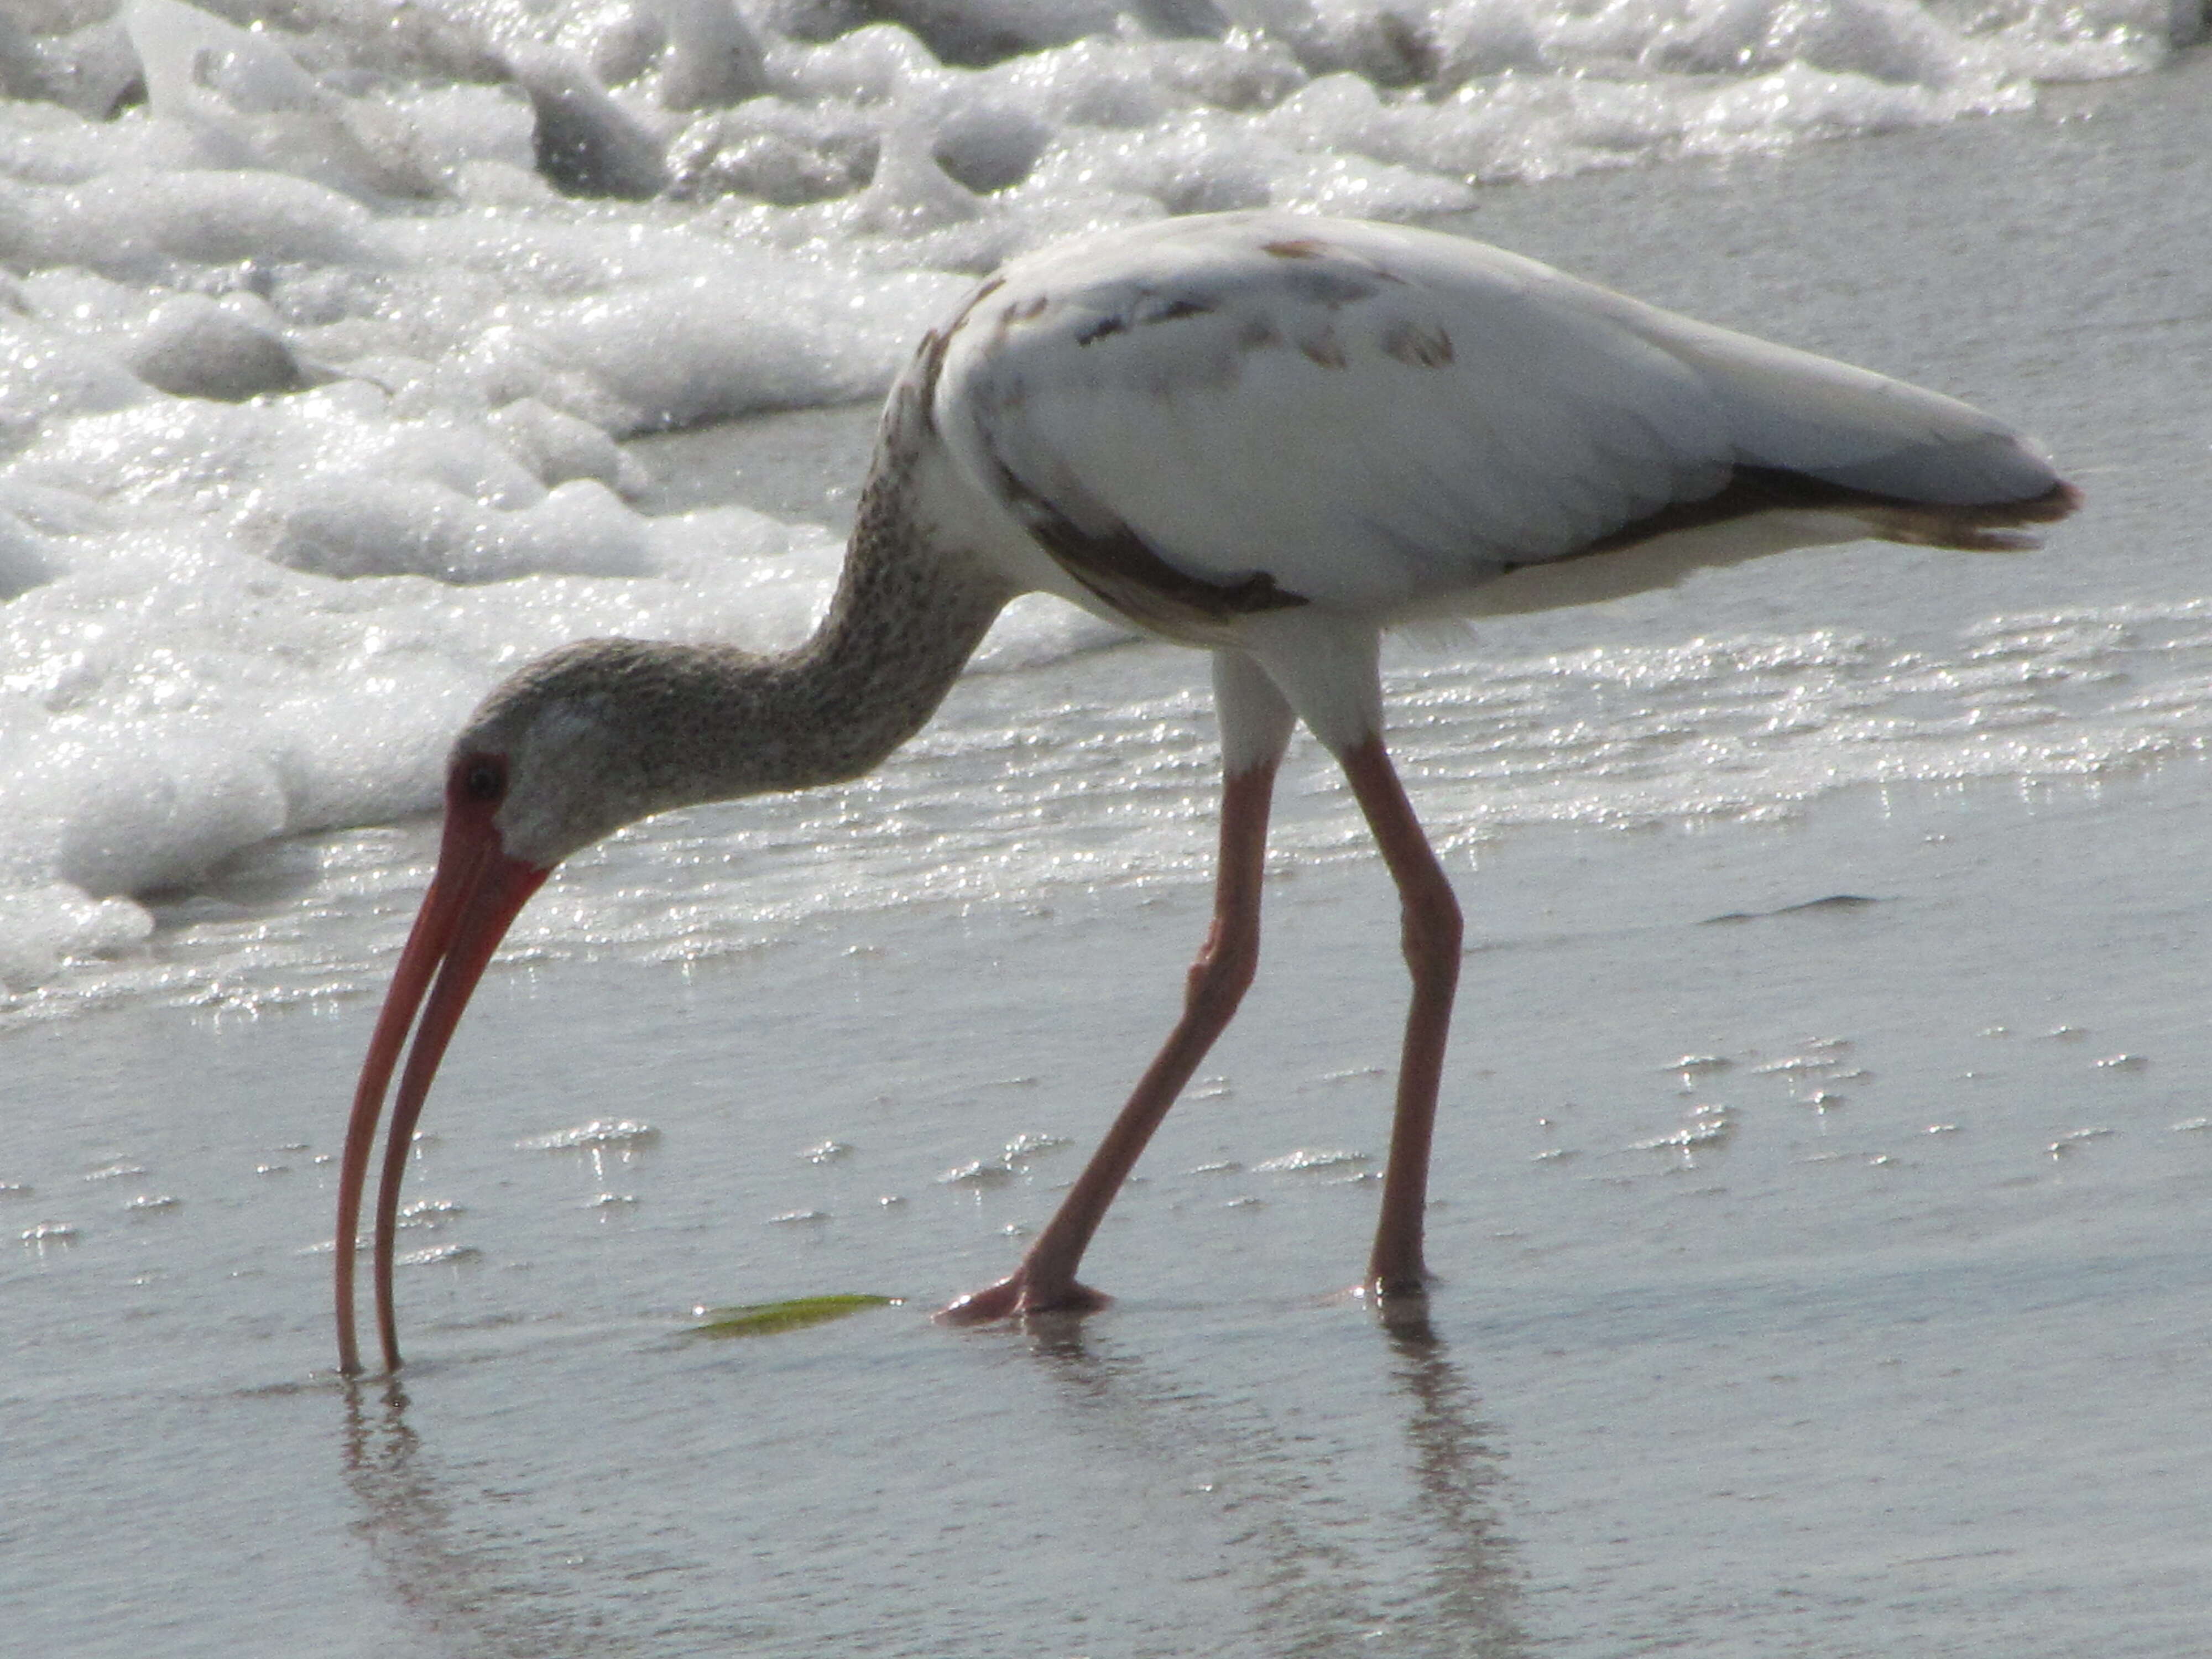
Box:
8 53 2212 1658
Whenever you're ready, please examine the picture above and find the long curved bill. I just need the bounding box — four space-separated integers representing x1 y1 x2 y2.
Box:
335 806 546 1375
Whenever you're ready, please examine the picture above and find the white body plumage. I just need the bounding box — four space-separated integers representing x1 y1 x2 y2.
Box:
917 210 2064 749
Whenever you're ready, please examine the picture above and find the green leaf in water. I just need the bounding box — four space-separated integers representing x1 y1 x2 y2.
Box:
689 1294 895 1338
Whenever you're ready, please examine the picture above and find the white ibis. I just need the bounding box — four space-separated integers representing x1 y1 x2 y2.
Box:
334 210 2077 1374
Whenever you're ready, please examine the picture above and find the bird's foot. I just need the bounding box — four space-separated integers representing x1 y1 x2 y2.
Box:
1362 1267 1432 1299
935 1269 1112 1326
1353 1269 1434 1334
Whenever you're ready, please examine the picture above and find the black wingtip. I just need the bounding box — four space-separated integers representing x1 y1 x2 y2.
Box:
2017 479 2084 524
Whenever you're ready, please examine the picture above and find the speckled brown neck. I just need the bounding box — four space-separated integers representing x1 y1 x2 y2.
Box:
764 430 1016 790
462 401 1019 854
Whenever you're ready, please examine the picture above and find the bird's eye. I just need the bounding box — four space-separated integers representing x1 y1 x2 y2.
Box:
459 755 507 805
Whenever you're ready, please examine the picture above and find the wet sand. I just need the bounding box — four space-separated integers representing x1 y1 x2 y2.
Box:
9 52 2212 1659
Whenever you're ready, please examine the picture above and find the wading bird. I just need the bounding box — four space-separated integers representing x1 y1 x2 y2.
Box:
334 211 2076 1374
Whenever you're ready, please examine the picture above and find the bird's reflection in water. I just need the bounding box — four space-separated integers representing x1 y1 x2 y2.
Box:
341 1379 519 1657
337 1314 1525 1655
1022 1308 1532 1657
1383 1308 1528 1657
340 1379 709 1659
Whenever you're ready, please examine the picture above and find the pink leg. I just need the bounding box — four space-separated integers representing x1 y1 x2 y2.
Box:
1338 735 1462 1298
938 757 1280 1322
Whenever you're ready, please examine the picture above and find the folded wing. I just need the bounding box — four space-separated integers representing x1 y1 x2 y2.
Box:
930 212 2074 632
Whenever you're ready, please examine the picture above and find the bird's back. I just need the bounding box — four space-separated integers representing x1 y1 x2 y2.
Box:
925 212 2074 634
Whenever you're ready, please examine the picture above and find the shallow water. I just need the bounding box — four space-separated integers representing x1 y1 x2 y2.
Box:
12 754 2212 1656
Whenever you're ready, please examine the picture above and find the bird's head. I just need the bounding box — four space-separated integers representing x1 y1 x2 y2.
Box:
448 637 703 870
333 639 747 1375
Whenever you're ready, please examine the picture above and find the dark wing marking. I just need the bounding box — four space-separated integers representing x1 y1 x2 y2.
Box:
1077 294 1217 348
982 458 1306 633
1141 296 1215 325
912 275 1004 420
1298 327 1348 369
1519 466 2082 570
1380 319 1453 368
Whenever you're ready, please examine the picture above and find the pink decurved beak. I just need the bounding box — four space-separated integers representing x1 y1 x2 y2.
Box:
334 792 547 1376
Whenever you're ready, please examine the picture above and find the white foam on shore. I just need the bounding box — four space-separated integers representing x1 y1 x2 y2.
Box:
0 0 2187 1001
